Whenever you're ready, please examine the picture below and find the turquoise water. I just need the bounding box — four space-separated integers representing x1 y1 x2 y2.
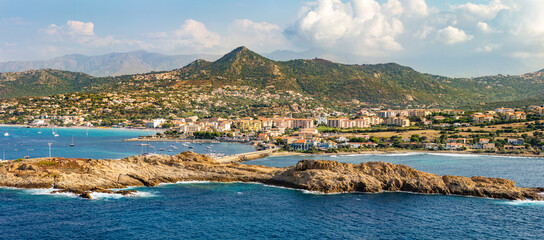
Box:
0 126 255 160
0 127 543 239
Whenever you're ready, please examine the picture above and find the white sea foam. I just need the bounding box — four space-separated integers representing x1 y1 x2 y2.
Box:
158 180 212 186
488 155 542 159
300 189 345 195
20 187 157 200
0 186 25 191
251 182 345 195
26 188 78 198
343 154 372 157
89 191 157 200
426 153 483 158
502 200 544 206
383 152 424 157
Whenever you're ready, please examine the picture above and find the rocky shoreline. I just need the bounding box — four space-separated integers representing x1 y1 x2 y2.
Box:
271 149 544 159
0 151 541 200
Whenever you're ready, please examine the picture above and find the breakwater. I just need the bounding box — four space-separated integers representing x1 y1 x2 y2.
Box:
215 149 279 163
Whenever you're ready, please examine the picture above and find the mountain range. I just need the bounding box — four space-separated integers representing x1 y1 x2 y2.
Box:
1 46 543 107
0 51 218 77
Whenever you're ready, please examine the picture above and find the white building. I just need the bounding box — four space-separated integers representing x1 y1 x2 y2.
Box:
146 119 166 128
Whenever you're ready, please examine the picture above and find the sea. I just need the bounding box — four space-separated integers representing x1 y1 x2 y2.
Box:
0 126 543 239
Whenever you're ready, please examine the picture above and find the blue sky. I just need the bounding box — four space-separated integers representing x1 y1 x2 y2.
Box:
0 0 543 77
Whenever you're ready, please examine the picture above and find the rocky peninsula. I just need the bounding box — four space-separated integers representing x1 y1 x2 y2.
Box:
0 151 541 200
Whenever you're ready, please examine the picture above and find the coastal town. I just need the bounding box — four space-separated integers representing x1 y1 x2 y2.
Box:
3 94 544 155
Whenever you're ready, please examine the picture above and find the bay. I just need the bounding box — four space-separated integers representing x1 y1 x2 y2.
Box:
0 126 543 239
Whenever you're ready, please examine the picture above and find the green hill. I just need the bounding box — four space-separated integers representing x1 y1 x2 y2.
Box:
0 69 114 99
168 47 474 105
1 46 544 107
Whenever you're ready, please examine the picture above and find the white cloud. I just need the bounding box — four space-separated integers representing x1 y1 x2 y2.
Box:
42 20 110 45
174 19 220 49
452 0 509 20
476 22 493 33
436 26 473 44
290 0 405 55
226 19 289 52
66 20 95 36
6 0 543 76
145 19 288 54
476 44 501 52
43 24 62 37
39 20 152 56
404 0 429 18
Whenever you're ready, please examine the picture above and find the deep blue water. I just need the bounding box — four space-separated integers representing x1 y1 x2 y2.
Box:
0 127 543 239
0 182 542 239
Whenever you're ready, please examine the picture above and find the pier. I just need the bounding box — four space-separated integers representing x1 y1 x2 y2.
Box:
215 149 279 163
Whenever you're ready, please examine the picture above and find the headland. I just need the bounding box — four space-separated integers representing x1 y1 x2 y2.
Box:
0 151 541 201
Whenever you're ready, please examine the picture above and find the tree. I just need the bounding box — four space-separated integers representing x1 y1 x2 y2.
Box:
410 134 420 143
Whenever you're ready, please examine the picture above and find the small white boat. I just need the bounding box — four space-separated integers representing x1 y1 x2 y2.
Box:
159 148 166 151
37 131 42 134
4 132 9 137
54 134 59 137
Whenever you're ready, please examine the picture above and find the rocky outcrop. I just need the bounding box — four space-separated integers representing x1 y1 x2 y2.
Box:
269 160 543 200
0 152 541 200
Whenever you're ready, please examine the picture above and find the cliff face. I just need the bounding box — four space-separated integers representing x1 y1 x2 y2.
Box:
0 152 541 200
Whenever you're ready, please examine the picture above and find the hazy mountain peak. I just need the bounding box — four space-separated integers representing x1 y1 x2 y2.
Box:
0 51 219 77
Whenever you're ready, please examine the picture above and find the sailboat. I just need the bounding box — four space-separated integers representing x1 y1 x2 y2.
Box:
70 136 75 147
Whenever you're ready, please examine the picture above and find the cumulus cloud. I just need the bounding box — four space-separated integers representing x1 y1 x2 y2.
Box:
290 0 405 55
476 22 494 33
66 20 95 36
147 19 288 53
12 0 544 76
174 19 220 49
40 20 152 56
452 0 509 20
404 0 429 18
436 26 473 44
225 19 290 52
42 20 111 46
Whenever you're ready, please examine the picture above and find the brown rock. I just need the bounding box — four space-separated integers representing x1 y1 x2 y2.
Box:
0 153 541 200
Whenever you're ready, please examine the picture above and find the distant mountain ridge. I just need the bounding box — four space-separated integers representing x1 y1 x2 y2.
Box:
0 51 219 77
1 46 544 107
